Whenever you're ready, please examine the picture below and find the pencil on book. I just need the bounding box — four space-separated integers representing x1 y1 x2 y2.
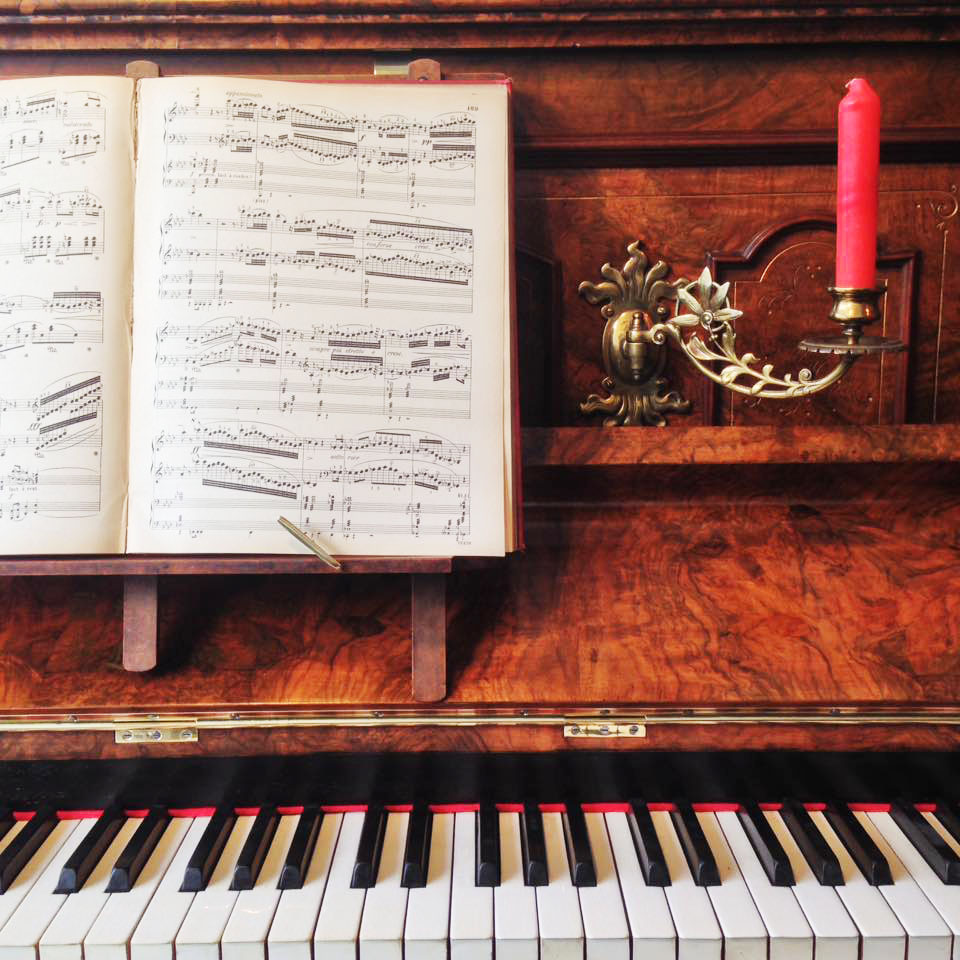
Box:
277 516 341 570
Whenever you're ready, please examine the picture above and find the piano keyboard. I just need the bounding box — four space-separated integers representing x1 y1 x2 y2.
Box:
0 801 957 960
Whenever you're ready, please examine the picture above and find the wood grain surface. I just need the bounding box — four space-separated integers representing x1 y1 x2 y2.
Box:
0 7 956 758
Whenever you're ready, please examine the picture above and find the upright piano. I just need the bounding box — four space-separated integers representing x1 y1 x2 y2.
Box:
0 2 959 959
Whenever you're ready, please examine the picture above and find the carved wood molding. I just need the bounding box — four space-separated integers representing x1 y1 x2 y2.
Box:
3 1 960 49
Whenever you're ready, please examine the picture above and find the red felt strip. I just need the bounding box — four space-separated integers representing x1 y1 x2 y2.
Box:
169 807 217 818
693 803 741 813
123 809 149 819
538 803 566 813
848 803 890 813
277 806 305 816
13 811 35 821
495 803 524 813
803 802 827 812
758 803 782 812
234 807 260 817
915 803 937 813
322 805 368 814
57 810 104 820
581 803 630 813
385 805 413 813
646 802 677 812
430 804 480 813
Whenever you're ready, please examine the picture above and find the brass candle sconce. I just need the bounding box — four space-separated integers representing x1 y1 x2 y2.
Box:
579 241 904 426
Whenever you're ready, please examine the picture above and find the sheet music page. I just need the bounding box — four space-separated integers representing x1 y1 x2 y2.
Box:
127 76 509 556
0 76 134 554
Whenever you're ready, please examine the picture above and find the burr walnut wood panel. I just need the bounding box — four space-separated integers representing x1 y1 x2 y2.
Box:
0 5 957 756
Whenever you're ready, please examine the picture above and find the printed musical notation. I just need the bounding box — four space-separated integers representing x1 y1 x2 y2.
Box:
158 209 472 313
149 422 470 542
0 90 106 171
0 371 102 520
163 94 476 208
0 291 103 352
0 188 103 262
154 317 471 420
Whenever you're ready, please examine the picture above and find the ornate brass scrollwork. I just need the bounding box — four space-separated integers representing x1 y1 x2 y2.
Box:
579 241 903 426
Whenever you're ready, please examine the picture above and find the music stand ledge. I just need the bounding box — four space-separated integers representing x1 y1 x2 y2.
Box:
0 555 454 703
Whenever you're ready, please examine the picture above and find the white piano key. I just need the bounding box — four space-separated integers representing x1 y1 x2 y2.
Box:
0 816 95 960
493 812 538 960
221 813 299 960
358 811 409 960
537 810 584 960
716 810 812 960
130 815 211 960
649 809 722 960
852 811 951 960
806 810 904 960
405 813 453 960
84 817 193 960
927 811 960 859
763 810 858 960
0 820 76 932
604 811 676 960
174 814 256 960
39 816 142 960
867 810 960 959
578 812 629 960
313 811 368 960
696 811 767 960
269 812 342 960
450 811 492 960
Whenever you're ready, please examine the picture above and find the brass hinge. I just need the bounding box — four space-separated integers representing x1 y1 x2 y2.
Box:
563 721 646 739
114 722 198 744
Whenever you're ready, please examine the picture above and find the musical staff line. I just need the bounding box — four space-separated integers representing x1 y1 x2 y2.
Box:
162 95 476 208
153 317 472 421
158 209 473 313
148 421 471 542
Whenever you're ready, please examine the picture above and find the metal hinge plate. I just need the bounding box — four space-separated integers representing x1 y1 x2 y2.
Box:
563 721 646 739
114 724 198 744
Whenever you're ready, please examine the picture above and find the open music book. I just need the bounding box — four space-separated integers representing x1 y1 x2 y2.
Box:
0 74 518 557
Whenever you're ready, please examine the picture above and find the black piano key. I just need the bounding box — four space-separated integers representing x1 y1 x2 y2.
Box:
670 803 720 886
401 807 432 888
0 807 55 893
737 801 794 886
106 806 170 893
55 806 125 894
824 803 892 885
519 802 548 886
351 804 386 889
231 805 279 891
890 800 960 885
181 806 236 892
476 803 500 887
780 801 843 886
628 800 670 887
278 807 322 890
562 804 597 887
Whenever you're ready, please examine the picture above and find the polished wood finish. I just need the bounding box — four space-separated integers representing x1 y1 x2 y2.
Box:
411 574 447 703
122 576 158 672
0 3 957 756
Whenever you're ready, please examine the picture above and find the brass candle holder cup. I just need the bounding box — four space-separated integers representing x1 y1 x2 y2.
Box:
579 242 905 427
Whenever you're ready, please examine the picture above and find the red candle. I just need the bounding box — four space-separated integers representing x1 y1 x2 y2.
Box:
836 77 881 288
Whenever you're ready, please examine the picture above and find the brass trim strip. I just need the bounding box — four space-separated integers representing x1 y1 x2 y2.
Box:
0 708 959 734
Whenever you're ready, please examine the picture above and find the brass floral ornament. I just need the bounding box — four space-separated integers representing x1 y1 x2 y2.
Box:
578 243 692 426
579 240 903 426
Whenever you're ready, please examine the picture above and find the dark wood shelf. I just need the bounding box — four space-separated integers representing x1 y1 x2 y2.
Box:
0 555 453 577
522 424 960 467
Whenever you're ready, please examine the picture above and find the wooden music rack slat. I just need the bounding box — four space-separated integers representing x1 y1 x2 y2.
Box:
0 555 453 702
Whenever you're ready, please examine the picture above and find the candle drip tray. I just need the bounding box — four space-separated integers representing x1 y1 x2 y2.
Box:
799 333 906 355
